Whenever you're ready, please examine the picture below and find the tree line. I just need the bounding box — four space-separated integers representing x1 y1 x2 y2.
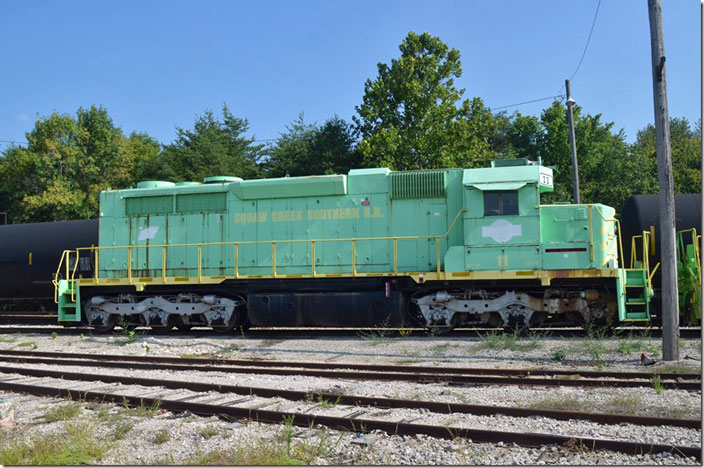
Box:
1 32 700 223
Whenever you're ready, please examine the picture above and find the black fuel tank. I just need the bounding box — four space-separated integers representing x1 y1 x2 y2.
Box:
0 219 99 299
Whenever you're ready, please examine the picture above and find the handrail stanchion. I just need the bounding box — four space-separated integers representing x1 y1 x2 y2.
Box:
393 238 398 274
127 247 132 283
436 237 441 275
272 241 277 278
162 246 167 282
198 244 202 282
312 241 316 277
234 243 239 279
94 247 99 282
588 206 594 262
352 240 356 276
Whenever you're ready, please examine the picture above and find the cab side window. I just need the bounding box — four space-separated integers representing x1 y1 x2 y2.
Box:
484 190 518 216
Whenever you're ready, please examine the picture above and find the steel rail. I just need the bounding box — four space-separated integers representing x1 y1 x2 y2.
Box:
0 364 698 429
0 350 699 382
0 354 699 390
0 325 700 338
0 379 699 461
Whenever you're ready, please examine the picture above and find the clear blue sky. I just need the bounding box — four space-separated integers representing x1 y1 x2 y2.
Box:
0 0 699 149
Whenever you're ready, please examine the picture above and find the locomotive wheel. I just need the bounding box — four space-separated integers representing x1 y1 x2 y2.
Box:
91 316 117 333
150 315 177 333
212 308 242 333
175 317 193 332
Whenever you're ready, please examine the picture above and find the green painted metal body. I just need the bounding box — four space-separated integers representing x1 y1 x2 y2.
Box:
98 160 622 277
57 158 652 323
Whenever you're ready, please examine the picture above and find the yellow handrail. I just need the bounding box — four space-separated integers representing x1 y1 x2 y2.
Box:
56 209 468 286
52 249 71 304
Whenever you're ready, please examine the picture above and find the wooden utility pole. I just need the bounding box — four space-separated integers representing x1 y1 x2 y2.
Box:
565 79 580 204
648 0 679 361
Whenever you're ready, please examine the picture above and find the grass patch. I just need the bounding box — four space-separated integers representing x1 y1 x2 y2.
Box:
0 421 109 465
430 343 451 355
654 364 702 375
651 375 663 395
584 340 607 367
526 395 584 412
43 403 81 422
358 315 398 345
122 399 161 418
188 420 336 465
616 338 645 355
478 328 540 352
395 358 423 365
358 328 396 345
550 348 567 361
113 422 134 440
198 425 222 439
15 341 37 349
218 344 242 354
154 428 170 444
603 395 641 415
528 394 645 416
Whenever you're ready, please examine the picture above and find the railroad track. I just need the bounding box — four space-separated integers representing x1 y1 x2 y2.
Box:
0 363 699 429
0 324 701 338
0 365 700 460
0 350 700 390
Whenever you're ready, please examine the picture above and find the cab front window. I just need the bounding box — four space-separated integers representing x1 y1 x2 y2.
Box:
484 190 518 216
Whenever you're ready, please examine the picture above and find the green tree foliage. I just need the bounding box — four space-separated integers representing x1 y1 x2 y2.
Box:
264 113 317 178
354 31 497 170
117 132 164 185
160 104 263 182
310 116 364 174
495 102 649 211
264 114 362 177
0 106 126 222
0 107 168 222
630 117 701 195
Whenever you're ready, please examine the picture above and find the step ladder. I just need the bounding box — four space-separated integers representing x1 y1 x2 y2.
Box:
619 268 651 321
57 279 81 323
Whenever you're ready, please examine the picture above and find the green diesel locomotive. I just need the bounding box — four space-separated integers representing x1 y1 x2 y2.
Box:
54 158 654 332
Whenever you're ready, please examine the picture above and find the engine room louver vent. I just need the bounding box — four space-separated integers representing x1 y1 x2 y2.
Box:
176 192 227 214
390 170 446 199
125 195 173 216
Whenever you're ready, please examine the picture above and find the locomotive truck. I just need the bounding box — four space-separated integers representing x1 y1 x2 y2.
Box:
53 158 657 332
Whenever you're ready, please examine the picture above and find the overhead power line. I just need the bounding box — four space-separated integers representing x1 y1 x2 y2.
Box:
569 0 603 82
491 95 564 111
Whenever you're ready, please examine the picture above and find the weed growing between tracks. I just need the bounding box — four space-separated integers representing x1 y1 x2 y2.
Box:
186 418 340 465
0 421 110 465
477 328 543 352
42 402 81 422
153 428 170 445
526 394 644 416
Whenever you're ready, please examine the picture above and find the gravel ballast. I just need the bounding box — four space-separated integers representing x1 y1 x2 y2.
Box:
0 328 700 465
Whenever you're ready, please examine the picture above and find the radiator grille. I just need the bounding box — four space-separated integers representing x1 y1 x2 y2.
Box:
125 195 173 216
390 170 446 199
175 192 227 214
